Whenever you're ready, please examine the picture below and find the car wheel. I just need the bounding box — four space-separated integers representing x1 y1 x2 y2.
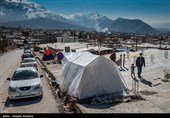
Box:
8 97 13 103
39 93 43 98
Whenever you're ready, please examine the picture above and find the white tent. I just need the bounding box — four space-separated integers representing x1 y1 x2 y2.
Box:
57 52 128 100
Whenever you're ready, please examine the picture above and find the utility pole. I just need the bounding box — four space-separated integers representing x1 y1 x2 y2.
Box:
135 37 138 51
160 37 163 49
73 32 75 43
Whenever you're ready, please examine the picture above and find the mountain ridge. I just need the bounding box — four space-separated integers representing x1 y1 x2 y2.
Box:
0 17 94 31
0 0 159 33
63 13 158 33
0 0 72 24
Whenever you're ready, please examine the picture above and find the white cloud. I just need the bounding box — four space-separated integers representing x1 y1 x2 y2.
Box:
5 0 27 3
26 9 47 19
102 28 109 33
0 12 4 16
89 13 103 20
60 13 83 19
59 14 68 18
95 21 101 32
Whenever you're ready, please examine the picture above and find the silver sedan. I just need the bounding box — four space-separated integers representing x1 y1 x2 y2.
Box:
20 58 38 70
7 67 43 100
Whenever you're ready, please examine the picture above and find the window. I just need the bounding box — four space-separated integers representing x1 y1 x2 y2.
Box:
12 70 39 81
23 54 34 58
23 59 35 63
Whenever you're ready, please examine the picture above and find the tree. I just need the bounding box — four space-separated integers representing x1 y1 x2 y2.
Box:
78 32 83 39
160 37 163 49
23 39 28 44
0 37 8 52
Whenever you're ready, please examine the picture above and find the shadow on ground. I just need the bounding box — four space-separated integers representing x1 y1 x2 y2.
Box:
139 77 153 87
80 102 120 109
77 94 145 109
4 97 42 108
139 90 157 96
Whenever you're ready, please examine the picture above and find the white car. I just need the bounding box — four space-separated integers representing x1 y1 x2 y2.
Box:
7 67 43 100
24 49 31 53
21 58 38 70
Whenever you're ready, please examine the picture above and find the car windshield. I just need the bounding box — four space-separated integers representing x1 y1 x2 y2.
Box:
23 54 34 58
24 50 31 53
22 59 35 63
24 47 30 50
12 70 39 81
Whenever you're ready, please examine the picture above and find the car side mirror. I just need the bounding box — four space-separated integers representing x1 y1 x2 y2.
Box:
40 75 43 78
7 77 10 81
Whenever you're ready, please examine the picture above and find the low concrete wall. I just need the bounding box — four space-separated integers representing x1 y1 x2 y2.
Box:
33 51 82 113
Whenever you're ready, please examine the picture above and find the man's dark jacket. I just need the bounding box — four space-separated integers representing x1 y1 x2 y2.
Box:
136 56 145 67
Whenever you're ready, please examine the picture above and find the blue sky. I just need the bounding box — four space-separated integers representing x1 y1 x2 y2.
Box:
32 0 170 26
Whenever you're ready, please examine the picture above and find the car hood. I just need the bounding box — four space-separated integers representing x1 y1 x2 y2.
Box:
10 78 41 88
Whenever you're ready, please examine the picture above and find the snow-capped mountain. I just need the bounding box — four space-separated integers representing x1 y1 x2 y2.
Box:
63 13 158 33
0 0 158 33
63 13 113 32
0 0 71 24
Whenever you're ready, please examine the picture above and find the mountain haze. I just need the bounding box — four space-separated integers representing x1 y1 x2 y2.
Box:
63 13 158 33
63 13 114 32
1 17 93 31
0 0 159 33
109 17 158 33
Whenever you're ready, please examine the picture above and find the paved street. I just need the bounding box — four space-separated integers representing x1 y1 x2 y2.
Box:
0 49 61 113
0 49 23 76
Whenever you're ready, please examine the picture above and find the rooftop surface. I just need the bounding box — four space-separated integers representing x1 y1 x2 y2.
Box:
35 43 170 113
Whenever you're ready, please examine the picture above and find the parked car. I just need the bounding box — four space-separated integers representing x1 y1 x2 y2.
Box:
115 48 135 52
20 58 38 70
24 46 30 50
24 49 32 53
21 53 34 60
19 46 24 49
7 67 43 100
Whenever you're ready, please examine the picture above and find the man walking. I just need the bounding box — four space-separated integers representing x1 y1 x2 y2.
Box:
136 53 145 78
